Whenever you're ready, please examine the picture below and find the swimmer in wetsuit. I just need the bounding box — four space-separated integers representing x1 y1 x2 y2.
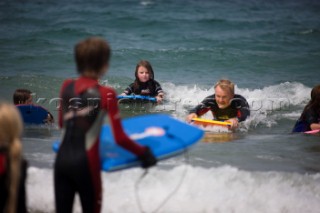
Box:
54 37 156 213
292 84 320 132
13 88 54 124
121 60 164 103
186 79 250 129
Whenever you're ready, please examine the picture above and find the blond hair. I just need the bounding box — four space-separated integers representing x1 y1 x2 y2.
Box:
0 103 23 213
214 79 235 95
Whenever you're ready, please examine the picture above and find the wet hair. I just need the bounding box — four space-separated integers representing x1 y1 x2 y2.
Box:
13 89 32 105
301 84 320 119
75 37 111 74
214 79 235 95
133 60 155 93
0 103 23 213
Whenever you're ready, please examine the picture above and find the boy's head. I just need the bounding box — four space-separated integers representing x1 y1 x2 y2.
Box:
75 37 111 75
13 89 32 105
0 102 23 144
214 79 235 109
214 79 235 95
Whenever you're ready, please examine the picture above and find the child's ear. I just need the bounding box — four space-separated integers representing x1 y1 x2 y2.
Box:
101 64 109 75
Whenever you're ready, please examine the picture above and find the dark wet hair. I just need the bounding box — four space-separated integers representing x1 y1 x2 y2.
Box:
133 60 155 93
75 37 111 74
301 84 320 119
13 89 32 104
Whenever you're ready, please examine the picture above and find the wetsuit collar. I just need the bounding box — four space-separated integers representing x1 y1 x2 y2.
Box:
75 76 100 94
78 76 99 83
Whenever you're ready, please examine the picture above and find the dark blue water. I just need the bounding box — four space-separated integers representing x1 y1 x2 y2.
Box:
1 0 320 212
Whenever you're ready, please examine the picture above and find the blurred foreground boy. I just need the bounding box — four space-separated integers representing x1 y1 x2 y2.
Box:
54 37 156 213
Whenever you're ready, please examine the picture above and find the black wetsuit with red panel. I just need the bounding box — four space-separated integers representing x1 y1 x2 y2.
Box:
189 94 250 121
54 77 146 213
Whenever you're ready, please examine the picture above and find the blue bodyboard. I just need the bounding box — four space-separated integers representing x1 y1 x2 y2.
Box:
17 105 49 125
53 114 204 172
117 95 157 102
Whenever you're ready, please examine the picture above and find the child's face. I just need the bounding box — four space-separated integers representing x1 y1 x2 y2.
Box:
137 66 150 83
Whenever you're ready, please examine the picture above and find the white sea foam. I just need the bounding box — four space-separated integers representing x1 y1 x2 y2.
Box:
27 166 320 213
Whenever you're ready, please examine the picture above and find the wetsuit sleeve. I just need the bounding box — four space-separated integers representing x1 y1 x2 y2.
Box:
234 95 250 122
102 87 145 156
154 81 164 95
304 109 319 127
123 83 134 95
58 79 73 128
189 95 213 116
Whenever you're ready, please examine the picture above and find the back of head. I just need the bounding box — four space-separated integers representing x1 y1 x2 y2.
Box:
214 79 235 95
0 102 23 147
308 84 320 110
300 84 320 120
13 89 32 105
134 60 155 81
75 37 111 74
311 85 320 104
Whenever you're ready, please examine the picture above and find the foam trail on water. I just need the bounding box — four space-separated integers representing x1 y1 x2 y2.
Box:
28 166 320 213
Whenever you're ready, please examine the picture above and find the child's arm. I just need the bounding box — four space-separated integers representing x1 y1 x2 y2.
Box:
225 95 250 129
186 95 213 122
154 81 164 103
105 89 144 154
44 112 54 124
310 123 320 130
156 92 164 103
225 118 239 129
305 110 320 130
103 88 157 167
233 95 250 122
58 79 74 128
122 83 134 96
186 113 198 123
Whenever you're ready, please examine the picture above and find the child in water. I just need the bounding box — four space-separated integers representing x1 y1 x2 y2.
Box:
0 103 27 213
54 37 156 213
13 89 33 105
13 89 54 124
186 79 250 129
121 60 164 103
292 84 320 132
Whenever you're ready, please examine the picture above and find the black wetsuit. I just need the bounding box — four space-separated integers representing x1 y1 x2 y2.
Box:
55 77 145 213
123 80 163 96
292 108 320 132
189 94 250 121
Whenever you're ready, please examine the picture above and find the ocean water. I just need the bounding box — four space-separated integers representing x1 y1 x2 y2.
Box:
1 0 320 212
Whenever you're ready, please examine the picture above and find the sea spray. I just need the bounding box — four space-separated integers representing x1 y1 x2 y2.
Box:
27 165 320 213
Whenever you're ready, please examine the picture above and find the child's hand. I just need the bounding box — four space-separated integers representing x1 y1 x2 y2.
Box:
226 118 239 129
44 113 54 124
120 93 127 96
156 93 164 104
186 113 197 123
138 146 157 168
